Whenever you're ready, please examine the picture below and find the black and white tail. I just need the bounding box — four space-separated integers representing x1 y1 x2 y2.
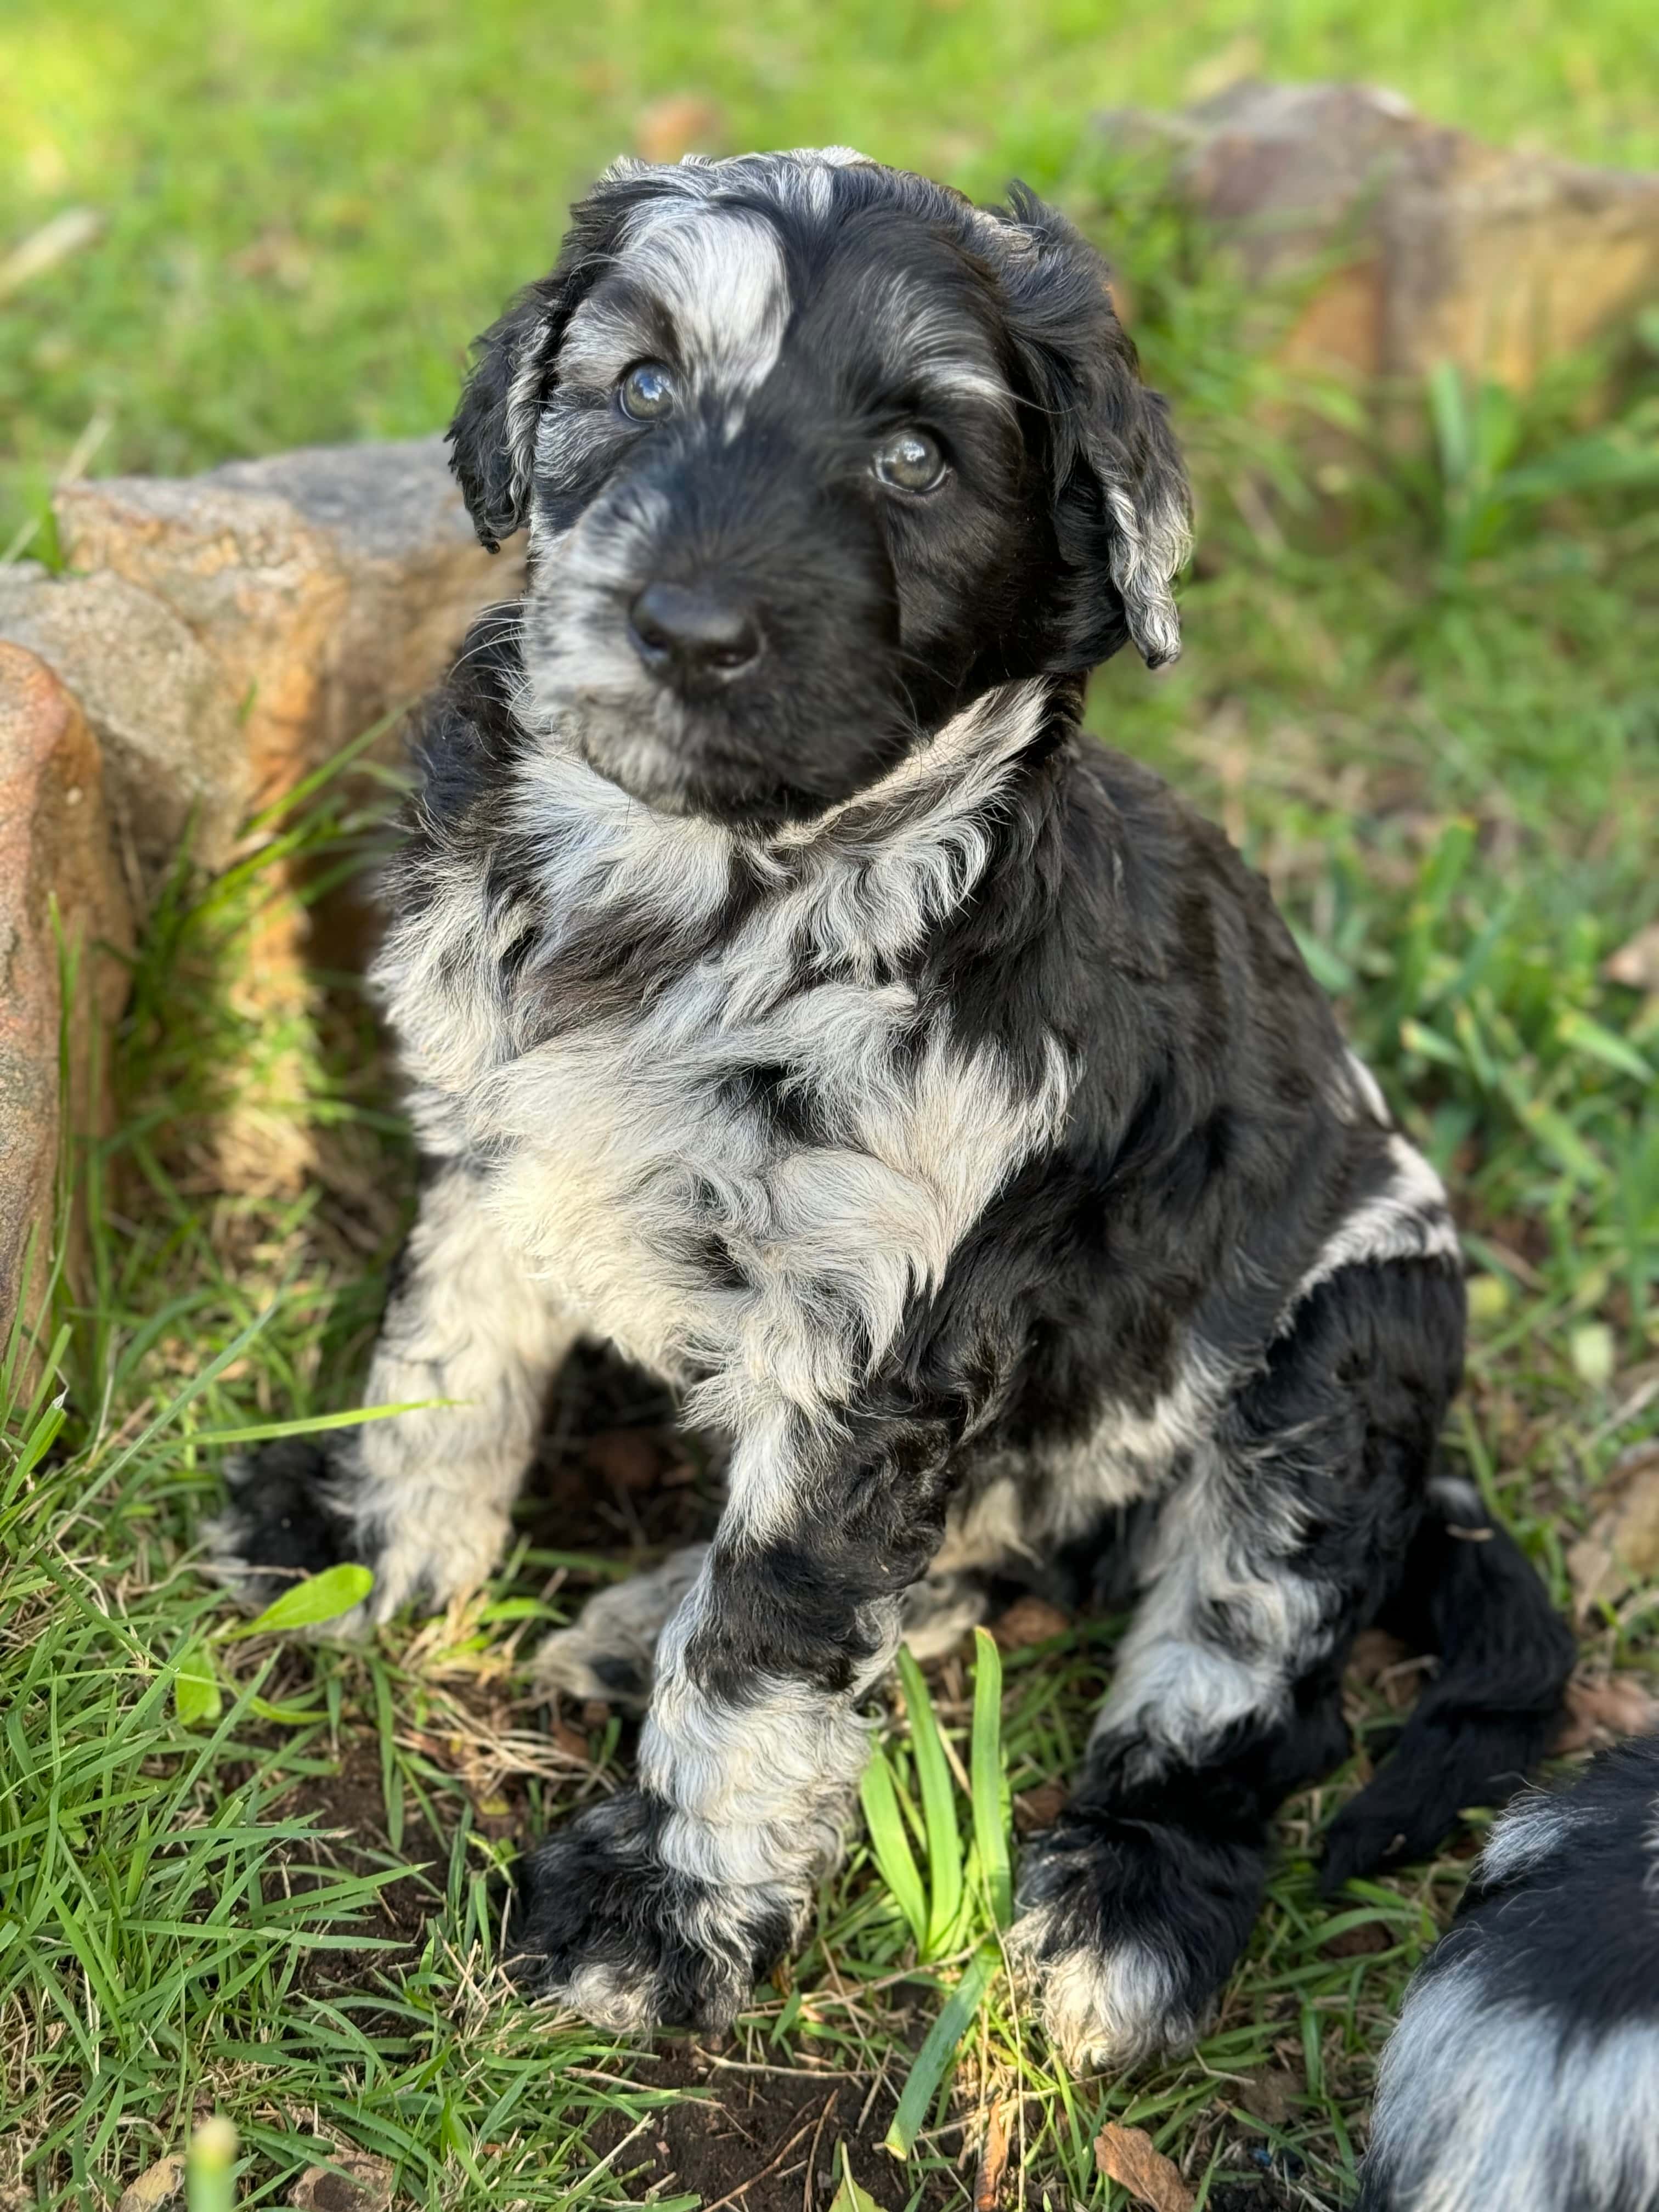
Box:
1357 1733 1659 2212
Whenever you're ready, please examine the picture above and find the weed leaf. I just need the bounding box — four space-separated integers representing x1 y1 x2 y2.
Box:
828 2142 890 2212
173 1640 223 1728
239 1562 373 1636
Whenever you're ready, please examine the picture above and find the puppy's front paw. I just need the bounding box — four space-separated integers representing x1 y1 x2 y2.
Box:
1011 1806 1266 2071
201 1440 363 1619
505 1791 794 2032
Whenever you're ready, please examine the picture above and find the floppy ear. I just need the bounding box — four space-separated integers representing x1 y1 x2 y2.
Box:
447 278 572 553
1086 379 1190 669
447 172 648 551
995 187 1193 670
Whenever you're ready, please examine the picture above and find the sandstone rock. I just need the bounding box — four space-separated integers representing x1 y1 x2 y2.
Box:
1098 81 1659 391
55 435 523 851
0 645 135 1348
0 563 242 897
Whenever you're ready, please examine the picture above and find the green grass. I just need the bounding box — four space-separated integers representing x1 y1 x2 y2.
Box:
4 0 1659 543
4 7 1659 2207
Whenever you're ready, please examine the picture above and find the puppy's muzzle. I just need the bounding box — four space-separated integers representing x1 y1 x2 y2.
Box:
628 579 765 687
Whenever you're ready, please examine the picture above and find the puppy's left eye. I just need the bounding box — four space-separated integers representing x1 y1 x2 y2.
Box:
619 361 678 421
873 430 947 494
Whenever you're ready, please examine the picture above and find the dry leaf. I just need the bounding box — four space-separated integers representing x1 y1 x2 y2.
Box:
991 1596 1070 1649
1567 1444 1659 1618
1605 922 1659 992
1346 1628 1431 1709
289 2148 394 2212
1346 1628 1413 1685
550 1718 591 1762
633 95 725 165
229 227 314 289
1094 2123 1195 2212
1013 1780 1068 1833
1321 1918 1391 1960
116 2157 184 2212
1240 2067 1302 2124
0 206 103 299
1553 1671 1659 1753
973 2101 1011 2211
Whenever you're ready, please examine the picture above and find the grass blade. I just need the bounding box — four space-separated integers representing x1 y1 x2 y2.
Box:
187 1399 452 1447
895 1646 962 1957
859 1746 928 1952
969 1628 1012 1931
882 1943 996 2158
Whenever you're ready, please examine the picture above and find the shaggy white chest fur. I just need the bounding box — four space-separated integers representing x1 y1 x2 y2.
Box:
375 686 1071 1526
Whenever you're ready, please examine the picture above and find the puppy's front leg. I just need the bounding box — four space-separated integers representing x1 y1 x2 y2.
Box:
510 1410 943 2030
208 1160 579 1628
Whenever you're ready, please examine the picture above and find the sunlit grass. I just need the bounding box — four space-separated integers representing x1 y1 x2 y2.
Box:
1 24 1657 2201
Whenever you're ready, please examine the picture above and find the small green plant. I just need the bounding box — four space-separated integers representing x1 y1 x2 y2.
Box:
827 2141 890 2212
171 1559 378 1729
1422 361 1659 572
859 1629 1014 2158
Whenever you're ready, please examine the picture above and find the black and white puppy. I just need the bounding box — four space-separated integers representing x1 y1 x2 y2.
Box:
209 148 1576 2062
1358 1734 1659 2212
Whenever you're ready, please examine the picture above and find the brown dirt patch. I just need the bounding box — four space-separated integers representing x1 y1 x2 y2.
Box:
589 2044 962 2210
522 1338 726 1558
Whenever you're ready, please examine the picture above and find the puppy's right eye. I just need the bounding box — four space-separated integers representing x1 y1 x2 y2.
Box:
619 361 678 421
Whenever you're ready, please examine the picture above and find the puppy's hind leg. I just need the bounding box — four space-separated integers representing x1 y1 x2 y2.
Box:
533 1544 710 1707
1013 1260 1471 2073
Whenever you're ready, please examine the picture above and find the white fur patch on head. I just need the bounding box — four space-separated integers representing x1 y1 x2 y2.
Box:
558 201 790 414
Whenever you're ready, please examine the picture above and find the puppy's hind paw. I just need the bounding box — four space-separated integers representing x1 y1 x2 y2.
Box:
1011 1804 1266 2072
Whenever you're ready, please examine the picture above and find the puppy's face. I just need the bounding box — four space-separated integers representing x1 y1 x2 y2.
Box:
450 151 1189 828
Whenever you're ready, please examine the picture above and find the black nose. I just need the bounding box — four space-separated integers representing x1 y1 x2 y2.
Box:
628 581 764 683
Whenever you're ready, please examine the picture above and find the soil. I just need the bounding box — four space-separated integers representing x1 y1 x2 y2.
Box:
520 1336 727 1558
588 2042 962 2211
